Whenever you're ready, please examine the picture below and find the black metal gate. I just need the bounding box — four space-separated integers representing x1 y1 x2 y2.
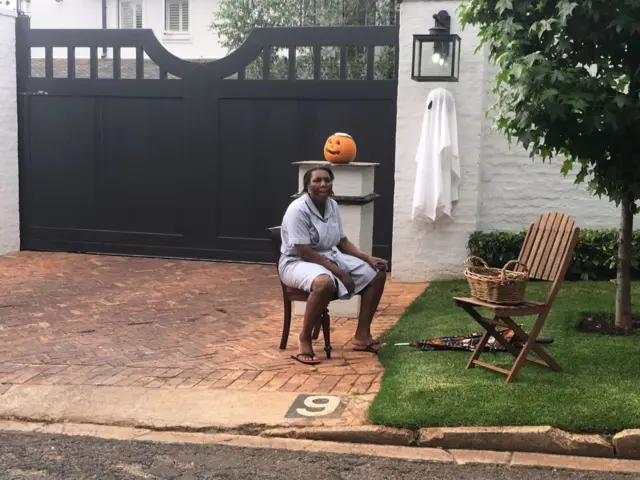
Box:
16 16 398 264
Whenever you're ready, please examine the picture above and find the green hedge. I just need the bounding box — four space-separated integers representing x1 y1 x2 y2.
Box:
467 229 640 281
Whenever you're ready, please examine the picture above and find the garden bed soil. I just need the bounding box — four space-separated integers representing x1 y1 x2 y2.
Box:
578 313 640 336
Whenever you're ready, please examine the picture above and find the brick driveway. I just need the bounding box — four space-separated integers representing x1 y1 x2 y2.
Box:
0 252 426 395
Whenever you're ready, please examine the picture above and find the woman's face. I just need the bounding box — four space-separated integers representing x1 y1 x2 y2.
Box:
308 169 332 203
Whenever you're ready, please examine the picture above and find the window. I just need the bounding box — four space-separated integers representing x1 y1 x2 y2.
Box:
165 0 189 33
120 0 143 29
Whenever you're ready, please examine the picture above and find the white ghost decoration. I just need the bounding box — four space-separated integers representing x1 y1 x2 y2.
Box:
411 87 460 222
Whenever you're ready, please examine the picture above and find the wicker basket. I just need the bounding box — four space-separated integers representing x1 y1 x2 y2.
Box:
464 256 529 305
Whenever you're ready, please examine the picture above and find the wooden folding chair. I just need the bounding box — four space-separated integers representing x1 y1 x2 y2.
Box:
454 212 580 383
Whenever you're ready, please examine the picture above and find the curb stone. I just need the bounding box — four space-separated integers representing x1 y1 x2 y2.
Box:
613 430 640 459
262 426 618 459
261 426 415 446
417 427 613 458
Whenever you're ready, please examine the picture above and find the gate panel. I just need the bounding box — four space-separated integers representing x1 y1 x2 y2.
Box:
216 99 301 251
98 98 186 236
27 97 95 230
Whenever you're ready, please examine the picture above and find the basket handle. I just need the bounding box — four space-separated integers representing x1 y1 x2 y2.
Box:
500 260 529 282
464 255 489 268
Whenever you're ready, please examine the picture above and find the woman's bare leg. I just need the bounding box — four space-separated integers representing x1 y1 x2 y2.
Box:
299 275 335 358
353 271 386 348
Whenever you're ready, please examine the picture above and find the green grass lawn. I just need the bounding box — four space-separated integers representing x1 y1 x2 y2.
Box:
369 281 640 433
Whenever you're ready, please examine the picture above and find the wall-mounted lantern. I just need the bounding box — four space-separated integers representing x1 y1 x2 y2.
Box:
411 10 461 82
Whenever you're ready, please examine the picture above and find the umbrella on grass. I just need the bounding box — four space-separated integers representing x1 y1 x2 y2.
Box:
394 327 553 352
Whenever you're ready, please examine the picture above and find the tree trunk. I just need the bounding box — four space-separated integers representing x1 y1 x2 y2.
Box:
615 197 634 330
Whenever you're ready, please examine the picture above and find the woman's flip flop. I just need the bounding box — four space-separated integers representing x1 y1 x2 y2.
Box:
291 352 321 365
353 341 386 354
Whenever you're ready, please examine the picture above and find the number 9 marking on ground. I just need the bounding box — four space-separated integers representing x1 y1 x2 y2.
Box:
295 395 341 417
285 394 347 419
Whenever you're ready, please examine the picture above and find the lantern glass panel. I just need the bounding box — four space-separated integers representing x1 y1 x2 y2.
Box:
412 34 461 82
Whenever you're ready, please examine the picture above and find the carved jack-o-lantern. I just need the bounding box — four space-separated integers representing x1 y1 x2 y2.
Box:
323 132 357 164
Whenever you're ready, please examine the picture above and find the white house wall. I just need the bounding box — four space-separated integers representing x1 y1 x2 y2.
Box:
393 0 485 282
30 0 227 60
0 9 20 255
478 65 621 231
392 0 624 282
30 0 109 29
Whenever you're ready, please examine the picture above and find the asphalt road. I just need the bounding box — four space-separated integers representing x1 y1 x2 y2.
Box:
0 430 635 480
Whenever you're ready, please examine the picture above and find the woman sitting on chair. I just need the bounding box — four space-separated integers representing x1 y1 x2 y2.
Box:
279 166 388 365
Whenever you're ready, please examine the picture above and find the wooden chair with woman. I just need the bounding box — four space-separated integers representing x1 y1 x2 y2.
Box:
267 165 389 366
267 226 333 359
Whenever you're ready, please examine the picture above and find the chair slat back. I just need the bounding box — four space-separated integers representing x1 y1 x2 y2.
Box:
517 213 579 304
267 226 283 272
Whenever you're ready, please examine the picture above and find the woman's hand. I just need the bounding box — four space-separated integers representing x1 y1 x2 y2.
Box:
367 256 389 272
338 238 388 272
338 271 356 295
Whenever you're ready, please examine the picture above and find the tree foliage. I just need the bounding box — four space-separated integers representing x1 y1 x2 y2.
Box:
210 0 397 80
458 0 640 207
458 0 640 328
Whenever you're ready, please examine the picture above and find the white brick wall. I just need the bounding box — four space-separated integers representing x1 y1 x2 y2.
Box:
392 0 624 282
393 0 485 282
478 62 622 232
0 9 20 255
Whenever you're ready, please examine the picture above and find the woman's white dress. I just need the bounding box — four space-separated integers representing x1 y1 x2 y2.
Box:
278 194 377 300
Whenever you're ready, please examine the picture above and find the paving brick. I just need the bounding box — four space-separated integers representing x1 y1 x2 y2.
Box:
367 373 383 394
32 366 79 385
227 371 261 390
296 375 327 393
278 374 310 392
349 374 377 394
0 365 51 384
193 371 230 389
0 364 23 374
175 369 209 379
67 367 104 385
145 378 167 388
96 368 139 386
79 367 127 385
330 374 359 394
314 376 342 393
244 371 279 391
157 368 184 378
260 372 296 392
160 377 187 389
114 373 150 387
86 374 120 386
176 377 205 389
130 376 157 387
212 371 245 389
0 370 22 384
0 252 426 392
